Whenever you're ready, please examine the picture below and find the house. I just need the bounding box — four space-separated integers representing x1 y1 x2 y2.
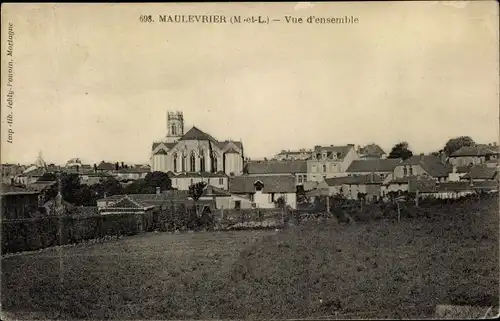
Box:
244 160 308 186
229 175 297 209
357 144 387 159
448 144 499 167
381 155 451 196
113 167 150 182
306 144 359 182
168 171 229 190
96 161 116 173
193 184 253 210
461 164 498 182
151 111 245 176
345 158 400 180
409 180 476 199
317 174 383 201
392 154 451 182
275 148 313 161
1 183 40 220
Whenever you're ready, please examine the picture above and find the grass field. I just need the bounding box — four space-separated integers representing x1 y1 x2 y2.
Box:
2 197 498 319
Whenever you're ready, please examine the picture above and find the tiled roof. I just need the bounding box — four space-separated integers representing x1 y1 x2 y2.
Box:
97 191 216 209
455 165 472 174
180 126 219 143
107 196 153 210
246 160 307 175
346 159 400 173
325 174 383 186
310 145 353 161
450 145 499 157
462 164 497 180
399 155 451 177
359 144 386 157
229 175 296 194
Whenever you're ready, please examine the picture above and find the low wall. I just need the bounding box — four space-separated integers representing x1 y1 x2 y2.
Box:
1 212 155 254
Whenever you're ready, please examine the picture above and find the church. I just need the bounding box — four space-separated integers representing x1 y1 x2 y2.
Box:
150 111 245 190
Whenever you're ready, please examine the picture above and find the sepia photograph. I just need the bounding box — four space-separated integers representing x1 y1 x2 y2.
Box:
1 2 499 320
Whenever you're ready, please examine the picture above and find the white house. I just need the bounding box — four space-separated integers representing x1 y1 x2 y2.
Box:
229 175 297 209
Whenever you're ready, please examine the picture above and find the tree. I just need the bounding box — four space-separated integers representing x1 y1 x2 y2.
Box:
37 172 57 182
187 181 208 229
275 196 286 209
143 171 172 193
443 136 475 157
388 141 414 160
95 176 123 198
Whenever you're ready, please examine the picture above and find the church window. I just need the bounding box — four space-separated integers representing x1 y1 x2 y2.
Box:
200 151 206 172
190 153 196 172
219 178 224 185
171 124 177 136
173 154 178 172
403 166 408 176
212 153 218 172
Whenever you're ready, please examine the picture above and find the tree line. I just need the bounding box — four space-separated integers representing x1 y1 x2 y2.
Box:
387 136 479 160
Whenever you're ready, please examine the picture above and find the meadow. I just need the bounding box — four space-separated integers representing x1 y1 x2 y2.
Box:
2 196 498 319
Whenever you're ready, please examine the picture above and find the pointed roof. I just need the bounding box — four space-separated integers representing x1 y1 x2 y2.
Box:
225 147 240 154
179 126 219 143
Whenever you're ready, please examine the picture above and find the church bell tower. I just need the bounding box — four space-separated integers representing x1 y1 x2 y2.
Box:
165 111 184 143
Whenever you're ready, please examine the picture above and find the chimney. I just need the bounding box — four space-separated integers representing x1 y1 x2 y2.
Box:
452 165 457 173
156 187 161 194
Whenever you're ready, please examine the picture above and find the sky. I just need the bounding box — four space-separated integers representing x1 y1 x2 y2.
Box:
1 2 498 165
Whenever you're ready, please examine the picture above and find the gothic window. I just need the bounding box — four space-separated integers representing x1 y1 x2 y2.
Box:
171 124 177 136
200 151 206 172
190 153 196 172
211 152 218 172
173 154 178 172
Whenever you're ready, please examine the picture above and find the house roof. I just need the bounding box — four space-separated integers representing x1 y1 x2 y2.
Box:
310 145 353 161
1 183 39 195
225 147 240 154
450 145 499 157
246 160 307 175
462 164 497 180
414 181 475 193
346 159 400 173
229 175 296 194
324 174 383 186
180 126 219 143
359 144 386 157
29 180 57 191
203 185 231 197
218 140 243 151
97 162 115 171
399 155 451 178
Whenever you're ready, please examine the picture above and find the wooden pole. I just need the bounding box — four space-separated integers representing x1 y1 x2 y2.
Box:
415 190 419 208
397 201 401 222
